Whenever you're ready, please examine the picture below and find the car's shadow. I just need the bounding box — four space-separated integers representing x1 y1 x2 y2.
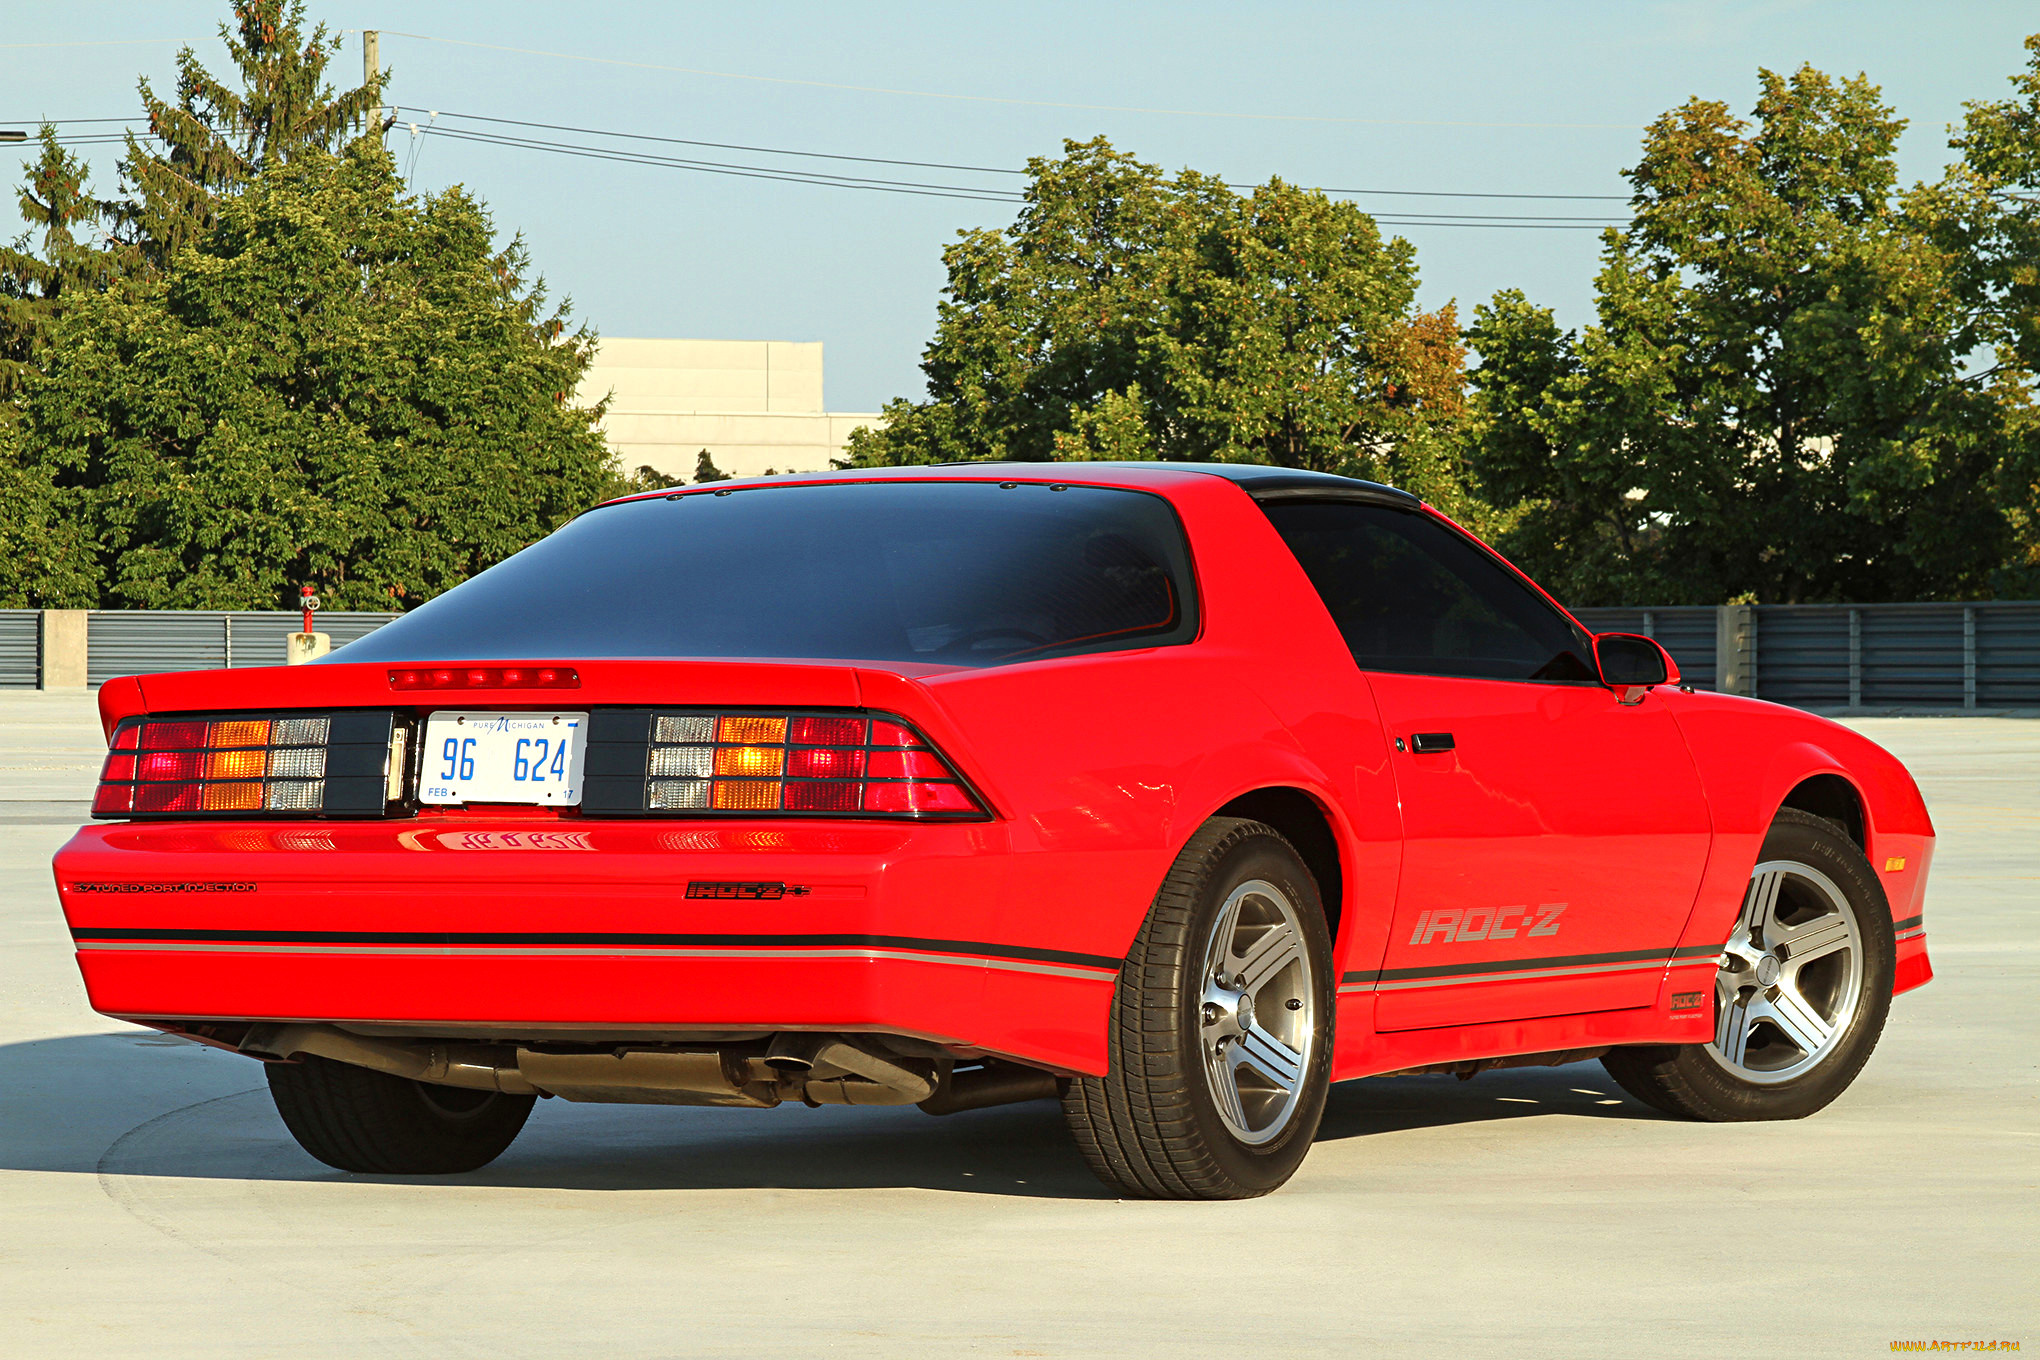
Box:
0 1032 1664 1200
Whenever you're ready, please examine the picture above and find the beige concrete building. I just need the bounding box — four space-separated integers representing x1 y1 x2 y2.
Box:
577 338 884 481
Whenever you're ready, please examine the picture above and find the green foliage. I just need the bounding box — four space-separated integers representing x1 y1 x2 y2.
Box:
847 139 1474 514
115 0 385 264
1949 34 2040 592
1468 63 2018 605
12 141 616 610
0 127 118 404
692 449 731 483
620 464 684 492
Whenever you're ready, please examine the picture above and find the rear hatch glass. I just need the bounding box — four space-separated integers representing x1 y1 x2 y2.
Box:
335 480 1198 667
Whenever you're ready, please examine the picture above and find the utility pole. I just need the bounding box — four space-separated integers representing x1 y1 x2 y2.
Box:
363 30 384 138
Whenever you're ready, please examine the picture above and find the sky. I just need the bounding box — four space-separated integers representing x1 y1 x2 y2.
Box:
4 1 2036 411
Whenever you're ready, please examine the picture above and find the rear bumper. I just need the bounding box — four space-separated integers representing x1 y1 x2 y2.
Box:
53 818 1119 1075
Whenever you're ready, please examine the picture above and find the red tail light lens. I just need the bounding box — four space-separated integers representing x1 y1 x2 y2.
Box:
621 710 986 820
93 713 395 819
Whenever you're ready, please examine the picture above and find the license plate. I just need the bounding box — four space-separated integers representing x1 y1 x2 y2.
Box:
419 712 589 806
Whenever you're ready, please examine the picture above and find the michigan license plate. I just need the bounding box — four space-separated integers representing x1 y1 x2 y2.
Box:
419 712 588 806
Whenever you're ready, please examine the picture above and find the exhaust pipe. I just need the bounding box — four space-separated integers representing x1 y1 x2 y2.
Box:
241 1025 938 1108
918 1061 1060 1116
241 1024 536 1094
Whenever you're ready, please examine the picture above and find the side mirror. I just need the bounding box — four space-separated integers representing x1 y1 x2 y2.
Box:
1595 633 1677 705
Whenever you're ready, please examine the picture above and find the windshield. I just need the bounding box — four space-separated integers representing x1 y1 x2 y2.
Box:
334 480 1199 667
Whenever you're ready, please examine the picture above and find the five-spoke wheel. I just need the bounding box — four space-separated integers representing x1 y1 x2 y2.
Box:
1709 860 1864 1083
1197 878 1316 1144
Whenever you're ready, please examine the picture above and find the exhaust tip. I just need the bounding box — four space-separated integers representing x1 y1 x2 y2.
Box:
764 1033 824 1072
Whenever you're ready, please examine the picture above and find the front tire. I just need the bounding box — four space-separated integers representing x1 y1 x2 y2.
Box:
1603 809 1895 1121
267 1054 536 1174
1062 817 1334 1199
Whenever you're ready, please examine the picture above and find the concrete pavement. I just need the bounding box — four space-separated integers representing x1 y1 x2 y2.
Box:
0 692 2032 1357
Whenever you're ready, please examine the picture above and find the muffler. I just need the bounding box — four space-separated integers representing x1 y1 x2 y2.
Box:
241 1026 941 1109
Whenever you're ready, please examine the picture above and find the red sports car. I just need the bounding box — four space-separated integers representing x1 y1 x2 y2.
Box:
52 464 1935 1198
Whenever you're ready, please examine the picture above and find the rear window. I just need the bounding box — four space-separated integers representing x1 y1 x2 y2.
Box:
335 480 1199 667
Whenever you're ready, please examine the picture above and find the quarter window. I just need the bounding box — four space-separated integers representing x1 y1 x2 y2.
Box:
1261 501 1595 682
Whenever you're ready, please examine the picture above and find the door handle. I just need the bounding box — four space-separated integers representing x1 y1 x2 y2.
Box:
1410 732 1455 754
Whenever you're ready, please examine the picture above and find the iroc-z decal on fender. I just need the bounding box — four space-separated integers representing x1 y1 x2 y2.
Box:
1408 904 1567 946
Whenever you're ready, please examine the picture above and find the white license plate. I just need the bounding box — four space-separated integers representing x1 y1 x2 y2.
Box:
419 712 589 806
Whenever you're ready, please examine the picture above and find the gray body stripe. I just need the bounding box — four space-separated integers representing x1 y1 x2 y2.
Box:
1338 956 1707 995
73 939 1116 982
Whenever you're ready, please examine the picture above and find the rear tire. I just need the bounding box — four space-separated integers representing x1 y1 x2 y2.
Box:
266 1054 536 1174
1062 817 1334 1199
1602 809 1895 1121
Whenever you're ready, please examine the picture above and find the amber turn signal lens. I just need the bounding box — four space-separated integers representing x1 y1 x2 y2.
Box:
717 715 788 744
205 748 267 781
714 745 784 778
208 720 272 749
201 782 265 811
712 779 781 810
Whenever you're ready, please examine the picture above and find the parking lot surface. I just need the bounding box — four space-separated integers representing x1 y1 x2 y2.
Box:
0 691 2032 1358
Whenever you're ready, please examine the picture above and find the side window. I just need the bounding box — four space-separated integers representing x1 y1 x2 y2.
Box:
1261 501 1596 683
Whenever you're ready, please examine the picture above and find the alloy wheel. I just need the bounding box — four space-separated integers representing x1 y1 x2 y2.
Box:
1706 859 1864 1085
1198 877 1317 1144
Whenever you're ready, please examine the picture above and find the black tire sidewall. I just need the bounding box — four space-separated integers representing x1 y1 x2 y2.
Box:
1174 831 1336 1193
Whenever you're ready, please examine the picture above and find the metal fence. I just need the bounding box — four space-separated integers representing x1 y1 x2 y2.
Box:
4 603 2035 710
1574 601 2040 710
81 611 399 687
0 611 38 689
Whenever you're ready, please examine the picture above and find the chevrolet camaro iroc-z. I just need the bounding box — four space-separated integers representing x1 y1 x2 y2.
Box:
52 464 1935 1198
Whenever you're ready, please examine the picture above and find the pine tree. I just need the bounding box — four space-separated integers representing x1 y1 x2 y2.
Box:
114 0 385 264
0 127 116 403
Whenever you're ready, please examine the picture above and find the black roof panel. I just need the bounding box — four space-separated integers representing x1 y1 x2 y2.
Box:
937 460 1420 506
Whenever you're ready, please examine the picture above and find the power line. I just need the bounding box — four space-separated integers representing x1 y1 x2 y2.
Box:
424 126 1023 204
401 107 1633 203
371 31 1644 131
11 108 1634 206
408 117 1626 226
0 39 181 50
7 110 1628 225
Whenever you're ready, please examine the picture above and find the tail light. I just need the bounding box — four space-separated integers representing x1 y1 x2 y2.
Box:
580 711 989 820
93 712 397 819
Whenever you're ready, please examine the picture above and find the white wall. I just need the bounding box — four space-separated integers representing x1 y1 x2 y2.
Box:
577 338 883 480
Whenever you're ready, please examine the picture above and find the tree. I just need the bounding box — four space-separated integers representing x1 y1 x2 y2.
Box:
1948 34 2040 592
115 0 384 264
14 140 618 610
692 449 731 483
1467 64 2009 605
0 127 118 405
848 138 1474 513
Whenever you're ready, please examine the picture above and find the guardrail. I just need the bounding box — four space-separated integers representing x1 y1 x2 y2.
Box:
0 610 398 690
1573 602 2040 710
3 603 2036 710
